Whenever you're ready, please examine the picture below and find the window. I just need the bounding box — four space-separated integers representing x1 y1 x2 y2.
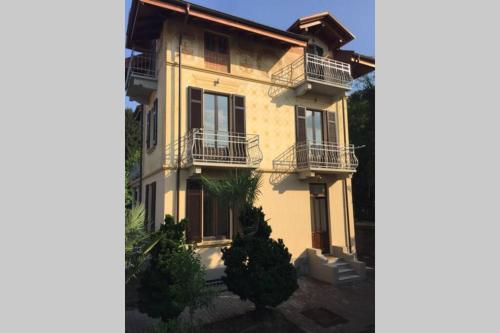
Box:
204 32 229 72
306 43 324 57
295 106 337 144
203 92 229 147
185 179 231 242
305 109 323 144
203 190 230 239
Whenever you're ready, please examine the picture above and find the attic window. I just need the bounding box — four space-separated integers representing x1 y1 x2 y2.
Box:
204 32 230 73
307 44 324 57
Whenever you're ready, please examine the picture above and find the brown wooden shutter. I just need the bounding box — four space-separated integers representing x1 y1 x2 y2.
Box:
232 95 245 134
326 111 338 144
188 87 203 130
185 180 202 243
146 111 151 149
295 106 306 143
150 182 156 231
153 99 158 146
145 184 150 228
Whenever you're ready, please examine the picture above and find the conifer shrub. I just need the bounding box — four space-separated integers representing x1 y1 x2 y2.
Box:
221 205 298 315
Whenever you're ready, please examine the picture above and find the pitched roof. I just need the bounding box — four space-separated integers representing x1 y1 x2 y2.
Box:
127 0 308 50
288 12 355 49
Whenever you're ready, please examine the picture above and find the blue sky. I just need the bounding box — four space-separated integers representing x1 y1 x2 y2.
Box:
125 0 374 109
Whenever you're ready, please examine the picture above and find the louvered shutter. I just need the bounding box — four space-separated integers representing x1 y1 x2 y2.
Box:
295 106 306 143
152 99 158 146
150 182 156 231
188 87 203 130
145 184 150 228
232 95 245 134
326 111 338 144
146 111 151 149
185 180 202 243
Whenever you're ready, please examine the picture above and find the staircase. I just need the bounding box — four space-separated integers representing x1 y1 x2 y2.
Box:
329 258 362 284
306 248 366 285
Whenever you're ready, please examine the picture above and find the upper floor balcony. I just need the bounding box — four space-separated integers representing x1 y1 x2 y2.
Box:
273 141 358 179
167 129 263 172
272 53 353 97
125 51 157 104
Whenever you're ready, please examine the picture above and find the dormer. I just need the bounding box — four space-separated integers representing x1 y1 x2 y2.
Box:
271 12 374 97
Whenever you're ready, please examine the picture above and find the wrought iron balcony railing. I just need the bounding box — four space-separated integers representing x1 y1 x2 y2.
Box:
271 53 353 90
273 141 358 173
125 51 156 88
166 129 263 169
296 142 358 171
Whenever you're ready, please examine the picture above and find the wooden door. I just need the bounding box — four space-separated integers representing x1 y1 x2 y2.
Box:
310 184 330 253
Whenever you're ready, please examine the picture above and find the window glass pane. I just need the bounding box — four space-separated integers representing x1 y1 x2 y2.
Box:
203 192 214 237
306 110 313 142
217 95 229 148
314 112 323 144
203 93 215 147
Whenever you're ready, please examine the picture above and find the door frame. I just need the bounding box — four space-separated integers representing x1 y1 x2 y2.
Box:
309 183 331 254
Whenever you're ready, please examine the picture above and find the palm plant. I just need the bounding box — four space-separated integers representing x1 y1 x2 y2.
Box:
201 171 262 209
125 203 148 284
201 171 263 235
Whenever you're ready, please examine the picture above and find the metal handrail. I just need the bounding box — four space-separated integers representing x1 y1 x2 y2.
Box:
271 53 352 89
272 141 358 172
167 129 263 168
125 50 156 88
296 141 358 171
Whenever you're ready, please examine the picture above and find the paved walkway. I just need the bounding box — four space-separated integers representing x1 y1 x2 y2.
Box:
126 276 375 333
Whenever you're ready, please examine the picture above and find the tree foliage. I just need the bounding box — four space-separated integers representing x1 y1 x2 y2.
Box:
125 107 141 169
125 203 147 284
201 171 262 210
221 205 298 315
348 75 375 222
137 215 215 322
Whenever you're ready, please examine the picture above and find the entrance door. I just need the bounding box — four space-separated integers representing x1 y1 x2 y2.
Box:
310 184 330 253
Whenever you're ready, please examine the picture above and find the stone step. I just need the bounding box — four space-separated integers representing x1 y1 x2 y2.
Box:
334 261 351 268
337 274 361 282
338 267 355 274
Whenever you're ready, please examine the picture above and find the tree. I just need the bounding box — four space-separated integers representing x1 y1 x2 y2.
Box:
202 171 262 234
201 171 262 211
125 107 141 208
202 172 297 316
348 75 375 222
137 215 215 323
125 203 147 284
221 205 298 316
125 107 141 170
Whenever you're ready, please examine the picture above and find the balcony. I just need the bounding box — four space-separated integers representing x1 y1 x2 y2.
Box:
273 142 358 179
271 53 353 97
125 51 157 104
167 129 263 172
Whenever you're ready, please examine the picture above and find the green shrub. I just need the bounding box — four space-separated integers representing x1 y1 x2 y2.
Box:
221 205 298 314
138 215 215 322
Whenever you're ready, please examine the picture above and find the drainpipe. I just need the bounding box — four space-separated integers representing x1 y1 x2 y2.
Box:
175 3 190 223
342 97 352 254
139 105 144 202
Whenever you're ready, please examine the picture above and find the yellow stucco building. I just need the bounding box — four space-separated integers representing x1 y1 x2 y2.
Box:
126 0 374 284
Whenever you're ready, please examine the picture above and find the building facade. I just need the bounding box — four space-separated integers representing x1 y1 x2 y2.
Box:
126 0 374 283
